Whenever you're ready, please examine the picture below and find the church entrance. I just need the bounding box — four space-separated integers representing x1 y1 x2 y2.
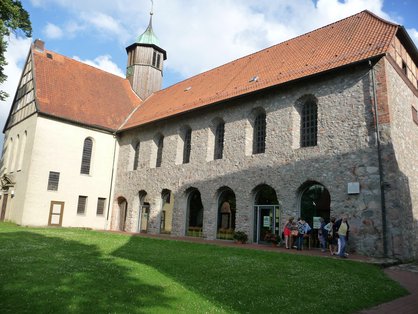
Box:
253 185 280 244
254 205 280 244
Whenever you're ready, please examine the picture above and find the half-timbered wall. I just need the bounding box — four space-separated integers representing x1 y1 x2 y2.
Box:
6 53 37 130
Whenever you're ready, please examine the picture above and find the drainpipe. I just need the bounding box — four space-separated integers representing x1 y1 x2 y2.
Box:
369 60 388 258
105 134 118 227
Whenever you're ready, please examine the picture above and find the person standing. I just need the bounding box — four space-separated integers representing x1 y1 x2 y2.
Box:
337 216 349 258
318 217 327 252
296 218 311 250
295 218 304 250
334 218 342 255
325 217 337 255
283 217 294 249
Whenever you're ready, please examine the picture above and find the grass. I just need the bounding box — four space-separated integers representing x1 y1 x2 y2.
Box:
0 222 407 313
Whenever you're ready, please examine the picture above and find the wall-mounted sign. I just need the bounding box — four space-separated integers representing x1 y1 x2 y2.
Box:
313 216 321 229
348 182 360 194
263 216 270 227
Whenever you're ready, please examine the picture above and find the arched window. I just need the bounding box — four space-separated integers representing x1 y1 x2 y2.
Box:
217 187 236 240
156 136 164 168
10 135 19 171
301 100 318 147
17 131 27 171
133 141 140 170
117 197 128 231
299 182 330 228
138 190 150 233
80 138 93 174
7 137 13 172
214 121 225 160
253 112 266 154
183 128 192 164
160 189 173 234
187 189 204 237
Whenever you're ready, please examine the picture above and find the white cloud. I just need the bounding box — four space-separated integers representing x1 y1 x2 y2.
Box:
65 20 85 37
43 22 64 39
81 12 126 38
72 55 125 77
314 0 388 22
0 34 32 149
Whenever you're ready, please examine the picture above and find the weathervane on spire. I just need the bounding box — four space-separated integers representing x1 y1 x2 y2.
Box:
150 0 154 15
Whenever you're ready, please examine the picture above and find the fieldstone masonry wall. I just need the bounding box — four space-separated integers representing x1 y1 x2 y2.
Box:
113 60 418 260
384 58 418 260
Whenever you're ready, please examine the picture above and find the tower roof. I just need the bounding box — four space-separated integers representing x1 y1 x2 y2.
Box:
137 13 160 46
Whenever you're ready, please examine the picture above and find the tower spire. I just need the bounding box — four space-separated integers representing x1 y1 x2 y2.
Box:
149 0 153 27
136 0 159 46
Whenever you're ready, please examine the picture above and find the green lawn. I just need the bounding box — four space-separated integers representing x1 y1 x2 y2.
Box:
0 223 407 313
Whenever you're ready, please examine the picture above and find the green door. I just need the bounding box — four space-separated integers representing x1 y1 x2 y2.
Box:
254 205 280 243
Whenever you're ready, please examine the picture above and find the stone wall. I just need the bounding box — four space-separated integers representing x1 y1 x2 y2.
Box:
384 57 418 260
113 62 402 258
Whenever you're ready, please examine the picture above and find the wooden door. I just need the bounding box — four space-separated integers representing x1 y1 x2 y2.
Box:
48 201 64 226
0 194 8 221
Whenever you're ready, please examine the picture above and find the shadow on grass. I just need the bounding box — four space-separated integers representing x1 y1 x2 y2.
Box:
112 235 407 314
0 232 174 313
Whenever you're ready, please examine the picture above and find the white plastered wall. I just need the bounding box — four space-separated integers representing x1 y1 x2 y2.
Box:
19 115 117 229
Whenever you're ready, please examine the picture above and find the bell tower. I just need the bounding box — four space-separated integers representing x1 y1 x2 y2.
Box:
126 5 167 100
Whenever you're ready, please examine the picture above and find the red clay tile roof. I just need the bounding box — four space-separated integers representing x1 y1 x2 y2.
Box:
33 49 140 131
121 10 399 130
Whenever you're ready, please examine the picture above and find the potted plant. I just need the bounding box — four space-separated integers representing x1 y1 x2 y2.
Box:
264 231 279 246
233 231 248 244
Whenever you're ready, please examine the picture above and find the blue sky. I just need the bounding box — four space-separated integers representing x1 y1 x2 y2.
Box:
1 0 418 143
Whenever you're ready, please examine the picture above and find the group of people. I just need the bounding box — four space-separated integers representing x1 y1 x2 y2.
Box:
283 217 311 251
283 215 350 258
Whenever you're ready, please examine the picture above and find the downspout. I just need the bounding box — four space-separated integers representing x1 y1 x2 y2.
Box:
369 60 388 258
105 133 118 228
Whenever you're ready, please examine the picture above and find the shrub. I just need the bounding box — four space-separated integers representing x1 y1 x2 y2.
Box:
233 231 248 244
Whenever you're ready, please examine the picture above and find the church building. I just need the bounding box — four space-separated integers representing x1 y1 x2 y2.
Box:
1 10 418 260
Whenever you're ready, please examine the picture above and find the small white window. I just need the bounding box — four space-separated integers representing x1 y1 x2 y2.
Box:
96 198 106 216
47 171 60 191
77 195 88 215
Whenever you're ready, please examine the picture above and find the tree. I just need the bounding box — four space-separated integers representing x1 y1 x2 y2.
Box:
0 0 31 101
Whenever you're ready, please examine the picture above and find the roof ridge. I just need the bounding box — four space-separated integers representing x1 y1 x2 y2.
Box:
362 9 399 27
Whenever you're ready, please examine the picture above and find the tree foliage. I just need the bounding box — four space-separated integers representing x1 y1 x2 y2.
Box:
0 0 32 100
